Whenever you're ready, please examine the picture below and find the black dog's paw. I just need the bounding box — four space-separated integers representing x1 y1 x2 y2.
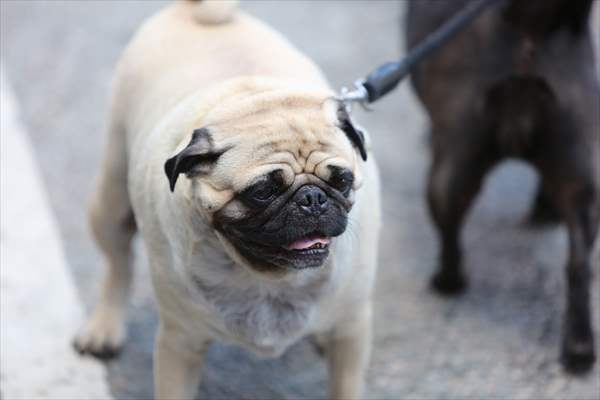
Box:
430 271 467 296
561 339 596 374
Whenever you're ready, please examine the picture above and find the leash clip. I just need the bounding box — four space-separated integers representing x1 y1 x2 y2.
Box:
336 80 372 113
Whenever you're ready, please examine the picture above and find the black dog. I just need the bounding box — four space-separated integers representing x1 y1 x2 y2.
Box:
407 0 599 373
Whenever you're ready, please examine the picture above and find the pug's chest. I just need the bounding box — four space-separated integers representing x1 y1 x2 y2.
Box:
192 275 328 356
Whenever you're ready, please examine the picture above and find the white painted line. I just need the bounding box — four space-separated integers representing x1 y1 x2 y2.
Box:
0 65 113 399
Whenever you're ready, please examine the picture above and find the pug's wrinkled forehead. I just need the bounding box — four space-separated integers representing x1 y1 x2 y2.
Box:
164 86 368 214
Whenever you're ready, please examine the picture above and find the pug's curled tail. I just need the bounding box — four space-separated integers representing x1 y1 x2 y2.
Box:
190 0 238 25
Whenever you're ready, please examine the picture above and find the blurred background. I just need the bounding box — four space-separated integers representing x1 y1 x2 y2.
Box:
1 1 599 399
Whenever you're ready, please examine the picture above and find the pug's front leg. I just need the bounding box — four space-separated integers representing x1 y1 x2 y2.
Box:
327 303 372 400
154 320 210 400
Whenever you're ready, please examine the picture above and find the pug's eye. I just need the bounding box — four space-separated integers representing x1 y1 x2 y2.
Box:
241 170 284 206
329 171 354 197
249 184 276 202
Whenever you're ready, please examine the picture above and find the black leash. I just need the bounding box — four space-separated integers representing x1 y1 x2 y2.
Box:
337 0 504 110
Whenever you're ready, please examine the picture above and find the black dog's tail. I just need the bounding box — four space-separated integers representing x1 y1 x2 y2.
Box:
503 0 594 39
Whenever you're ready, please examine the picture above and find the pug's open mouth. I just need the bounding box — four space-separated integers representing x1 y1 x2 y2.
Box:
225 231 334 271
285 236 331 253
264 233 332 269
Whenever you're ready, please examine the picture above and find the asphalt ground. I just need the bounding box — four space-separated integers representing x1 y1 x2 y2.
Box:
1 1 599 399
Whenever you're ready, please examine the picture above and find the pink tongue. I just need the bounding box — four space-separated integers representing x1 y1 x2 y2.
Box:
286 237 331 250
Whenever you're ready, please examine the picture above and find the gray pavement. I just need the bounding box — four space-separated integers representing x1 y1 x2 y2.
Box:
1 1 599 399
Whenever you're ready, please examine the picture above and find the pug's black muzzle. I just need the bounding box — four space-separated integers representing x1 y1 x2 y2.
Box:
215 184 350 270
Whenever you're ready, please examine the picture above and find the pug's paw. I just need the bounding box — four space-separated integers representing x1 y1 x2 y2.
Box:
73 308 125 360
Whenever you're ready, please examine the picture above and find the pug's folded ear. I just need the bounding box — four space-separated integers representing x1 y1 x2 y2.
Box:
164 128 225 192
337 106 367 161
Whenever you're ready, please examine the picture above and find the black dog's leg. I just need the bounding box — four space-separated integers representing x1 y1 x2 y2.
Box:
537 139 599 373
427 142 497 295
559 180 598 373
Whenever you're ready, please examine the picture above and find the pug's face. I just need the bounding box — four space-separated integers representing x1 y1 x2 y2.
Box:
164 85 366 273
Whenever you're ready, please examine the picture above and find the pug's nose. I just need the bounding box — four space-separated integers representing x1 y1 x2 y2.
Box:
295 185 329 216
